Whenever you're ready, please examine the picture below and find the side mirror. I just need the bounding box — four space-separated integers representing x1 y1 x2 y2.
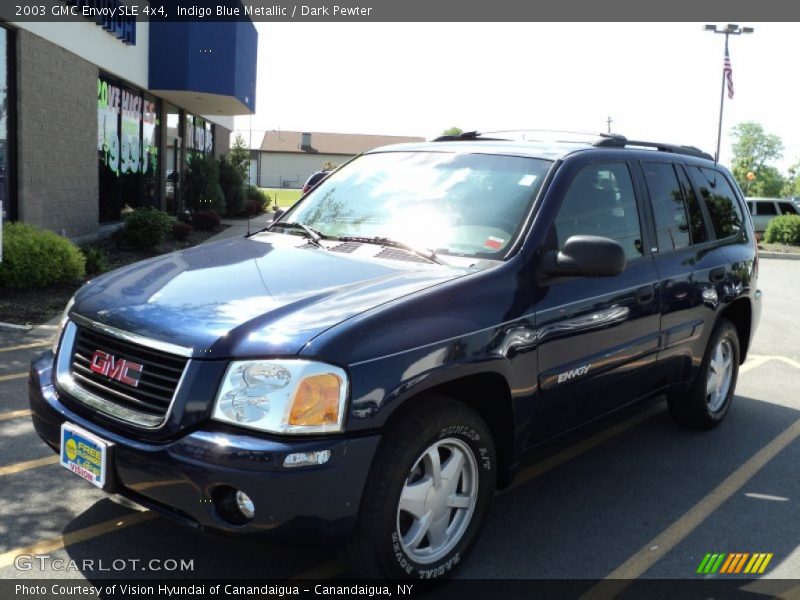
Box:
271 209 286 222
541 235 626 278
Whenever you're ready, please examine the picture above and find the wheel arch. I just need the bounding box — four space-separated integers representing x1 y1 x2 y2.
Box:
382 371 516 489
719 297 752 363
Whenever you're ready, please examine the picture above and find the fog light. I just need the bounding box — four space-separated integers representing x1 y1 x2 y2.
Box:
284 450 331 468
235 491 255 519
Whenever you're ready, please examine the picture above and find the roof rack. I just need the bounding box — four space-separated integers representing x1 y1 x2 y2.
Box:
593 133 713 160
431 130 714 161
432 131 508 142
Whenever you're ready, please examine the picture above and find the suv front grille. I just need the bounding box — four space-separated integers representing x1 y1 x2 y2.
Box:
69 325 188 424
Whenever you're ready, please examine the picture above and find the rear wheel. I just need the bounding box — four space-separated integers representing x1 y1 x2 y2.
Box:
345 397 495 579
668 318 740 430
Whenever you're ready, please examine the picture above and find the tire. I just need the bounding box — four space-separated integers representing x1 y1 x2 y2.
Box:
668 318 740 430
345 396 496 579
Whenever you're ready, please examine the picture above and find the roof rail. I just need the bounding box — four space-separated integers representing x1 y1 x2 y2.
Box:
593 134 713 160
432 131 510 142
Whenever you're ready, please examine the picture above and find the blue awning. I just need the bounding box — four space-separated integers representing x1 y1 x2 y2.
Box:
149 20 257 116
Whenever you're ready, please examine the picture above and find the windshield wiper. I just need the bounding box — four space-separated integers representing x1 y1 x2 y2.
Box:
266 221 325 248
336 236 441 264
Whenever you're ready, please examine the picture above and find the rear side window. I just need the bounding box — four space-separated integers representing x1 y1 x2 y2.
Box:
757 202 778 216
746 201 754 214
779 202 799 215
553 162 643 260
688 167 745 240
642 162 690 251
676 166 707 244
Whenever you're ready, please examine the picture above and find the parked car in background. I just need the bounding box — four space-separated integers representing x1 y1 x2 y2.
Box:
302 170 330 194
745 197 800 235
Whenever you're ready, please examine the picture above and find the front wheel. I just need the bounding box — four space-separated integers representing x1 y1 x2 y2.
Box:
345 397 496 579
668 318 740 430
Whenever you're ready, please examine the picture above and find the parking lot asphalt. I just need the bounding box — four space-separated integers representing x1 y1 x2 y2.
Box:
0 258 799 587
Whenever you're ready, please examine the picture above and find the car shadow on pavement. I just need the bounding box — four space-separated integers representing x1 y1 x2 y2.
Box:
459 393 800 580
61 498 340 582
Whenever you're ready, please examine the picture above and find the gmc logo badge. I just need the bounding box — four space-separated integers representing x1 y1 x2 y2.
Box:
89 350 143 387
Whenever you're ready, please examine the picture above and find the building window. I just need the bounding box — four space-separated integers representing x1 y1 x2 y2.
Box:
97 73 160 221
0 25 15 221
164 104 181 214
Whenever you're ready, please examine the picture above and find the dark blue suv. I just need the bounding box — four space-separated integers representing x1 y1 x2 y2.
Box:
30 132 761 579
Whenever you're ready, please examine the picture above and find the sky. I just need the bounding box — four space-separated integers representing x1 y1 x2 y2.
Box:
234 22 800 172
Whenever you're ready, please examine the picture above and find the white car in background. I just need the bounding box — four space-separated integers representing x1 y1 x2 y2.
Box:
745 197 800 236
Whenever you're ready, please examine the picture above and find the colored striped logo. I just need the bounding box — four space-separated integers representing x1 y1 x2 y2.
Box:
696 552 773 574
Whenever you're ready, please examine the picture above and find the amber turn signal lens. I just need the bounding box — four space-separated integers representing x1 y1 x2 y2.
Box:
288 374 342 426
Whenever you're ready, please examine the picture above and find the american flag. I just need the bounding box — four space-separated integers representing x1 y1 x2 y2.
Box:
724 42 734 99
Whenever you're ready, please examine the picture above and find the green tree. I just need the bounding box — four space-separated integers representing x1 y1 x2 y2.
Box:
748 165 785 198
730 121 784 196
218 155 246 216
183 153 225 214
441 127 463 137
229 133 250 179
781 161 800 197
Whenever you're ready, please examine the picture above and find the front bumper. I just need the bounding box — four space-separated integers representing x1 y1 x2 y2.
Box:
28 352 380 542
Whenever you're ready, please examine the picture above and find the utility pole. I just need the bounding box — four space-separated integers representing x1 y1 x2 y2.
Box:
606 116 612 134
704 24 754 162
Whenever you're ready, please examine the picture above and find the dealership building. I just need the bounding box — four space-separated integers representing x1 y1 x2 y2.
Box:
0 17 257 240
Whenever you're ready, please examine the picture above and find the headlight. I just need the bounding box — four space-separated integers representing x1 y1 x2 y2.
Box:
212 360 348 434
52 296 75 355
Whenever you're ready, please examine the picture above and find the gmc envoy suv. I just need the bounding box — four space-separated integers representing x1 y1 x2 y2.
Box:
30 132 761 579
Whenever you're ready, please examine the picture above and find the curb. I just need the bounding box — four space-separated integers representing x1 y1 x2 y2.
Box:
760 252 800 261
0 321 32 332
0 316 60 336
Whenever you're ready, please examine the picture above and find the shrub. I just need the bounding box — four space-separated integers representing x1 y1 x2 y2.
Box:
80 244 109 275
124 207 173 250
171 222 193 240
219 155 247 217
244 198 265 216
184 153 225 214
764 214 800 244
245 185 271 213
0 222 85 290
192 210 221 232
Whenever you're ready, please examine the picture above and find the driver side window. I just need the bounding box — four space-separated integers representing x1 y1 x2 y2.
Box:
552 162 643 260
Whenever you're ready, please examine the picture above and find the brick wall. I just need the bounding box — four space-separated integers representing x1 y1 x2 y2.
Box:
16 30 99 238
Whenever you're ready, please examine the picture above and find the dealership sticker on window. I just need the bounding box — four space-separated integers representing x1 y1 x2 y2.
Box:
484 236 505 250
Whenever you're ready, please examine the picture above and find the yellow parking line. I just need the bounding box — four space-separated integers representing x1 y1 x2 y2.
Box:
740 355 772 374
0 372 27 383
0 341 50 353
0 409 32 422
746 354 800 371
0 511 155 569
584 417 800 599
0 455 59 477
773 356 800 371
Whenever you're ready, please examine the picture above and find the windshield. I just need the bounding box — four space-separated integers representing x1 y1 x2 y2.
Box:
281 151 552 259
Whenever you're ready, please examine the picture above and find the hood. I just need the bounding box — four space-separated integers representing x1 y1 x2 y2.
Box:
71 234 473 359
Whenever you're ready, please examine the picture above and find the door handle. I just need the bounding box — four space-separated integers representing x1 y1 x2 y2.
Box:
635 285 655 305
709 267 726 283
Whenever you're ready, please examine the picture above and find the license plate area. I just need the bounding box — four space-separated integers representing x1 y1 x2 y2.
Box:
60 423 112 490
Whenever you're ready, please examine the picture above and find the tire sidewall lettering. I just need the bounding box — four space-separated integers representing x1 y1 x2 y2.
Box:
388 423 493 579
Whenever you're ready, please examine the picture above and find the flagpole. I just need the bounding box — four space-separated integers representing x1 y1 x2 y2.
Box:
714 35 729 163
704 24 753 163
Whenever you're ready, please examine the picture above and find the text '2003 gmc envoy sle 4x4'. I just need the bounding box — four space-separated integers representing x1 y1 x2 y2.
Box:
30 131 761 579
